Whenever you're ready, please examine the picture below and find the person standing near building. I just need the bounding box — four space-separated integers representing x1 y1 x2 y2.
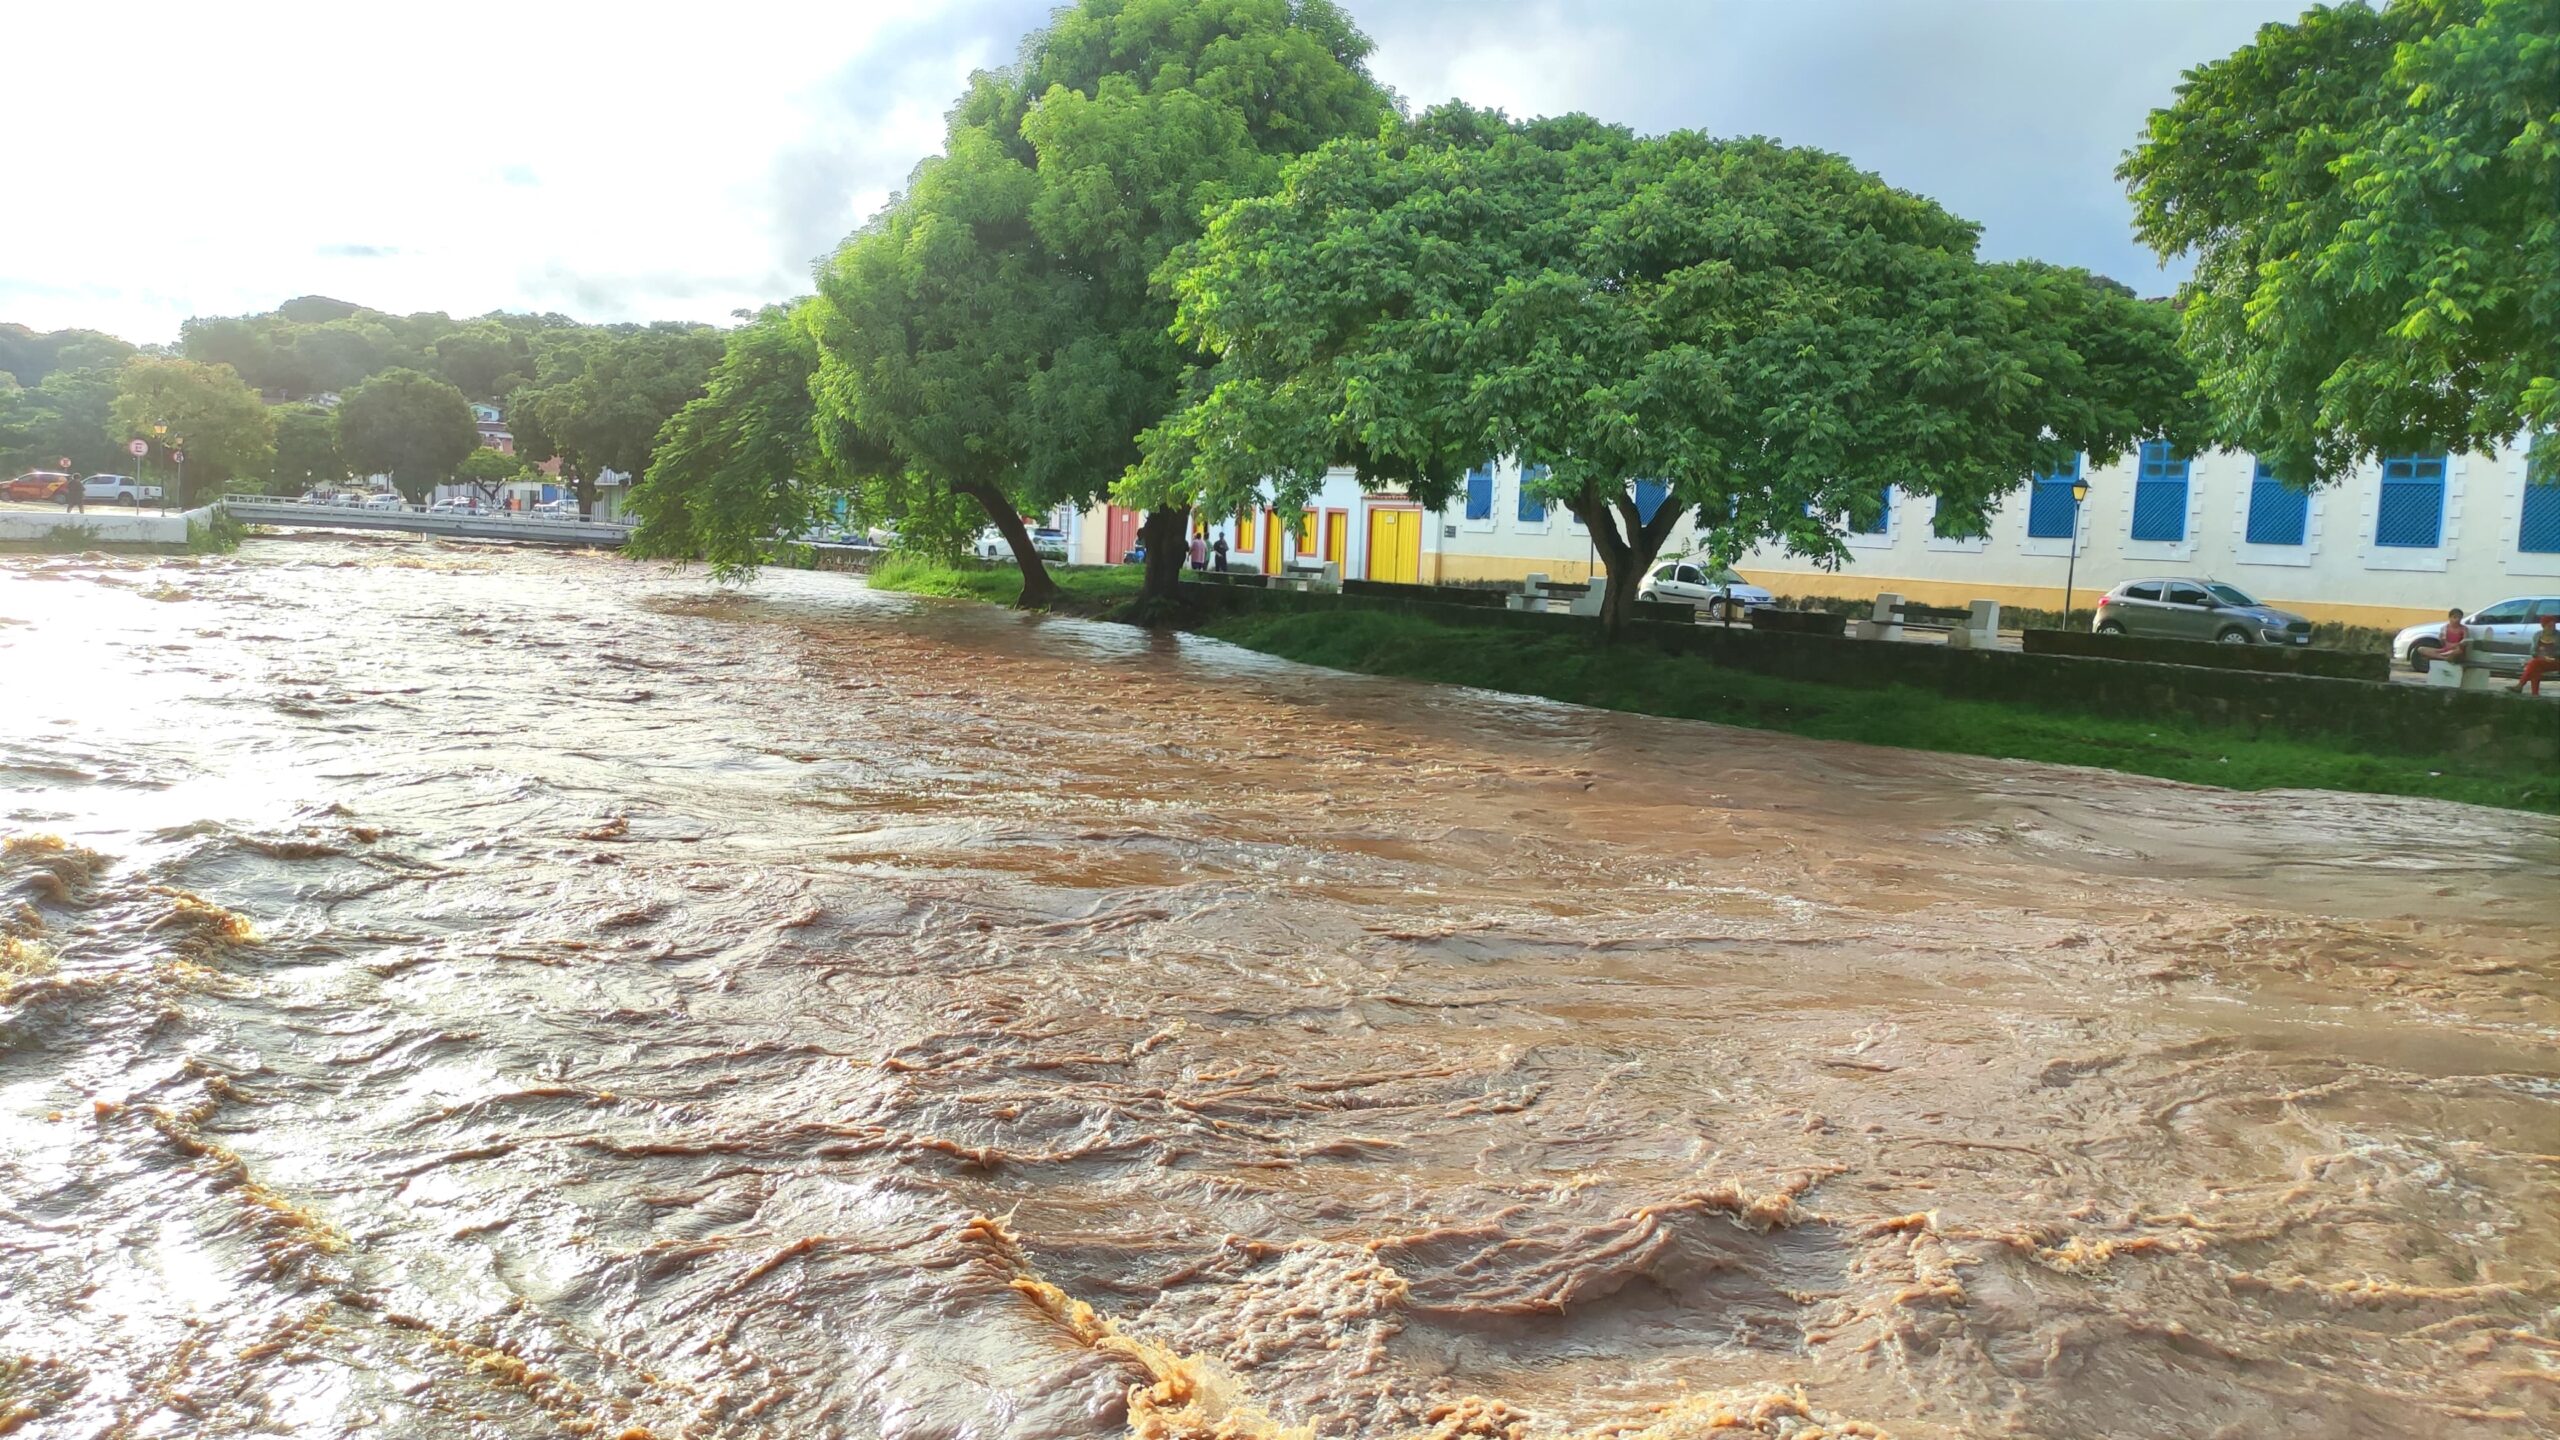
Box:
1210 535 1228 572
1188 532 1208 572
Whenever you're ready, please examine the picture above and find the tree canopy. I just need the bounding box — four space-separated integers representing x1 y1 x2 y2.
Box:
628 304 837 578
108 357 276 503
270 403 344 495
2122 0 2558 482
1144 105 2204 630
811 0 1395 603
508 323 723 513
337 368 477 501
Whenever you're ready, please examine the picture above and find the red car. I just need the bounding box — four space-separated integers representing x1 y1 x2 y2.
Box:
3 471 73 501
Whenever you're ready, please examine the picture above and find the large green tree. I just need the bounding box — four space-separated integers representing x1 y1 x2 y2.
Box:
109 357 276 503
508 323 722 516
1 363 123 475
432 323 533 401
1145 106 2204 633
453 445 527 503
336 367 477 501
2122 0 2557 482
628 304 838 577
270 403 344 495
811 0 1395 606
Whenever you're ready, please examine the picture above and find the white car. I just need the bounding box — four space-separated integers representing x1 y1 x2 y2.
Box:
974 525 1070 560
1638 560 1774 619
360 493 409 512
80 474 162 506
530 499 575 518
428 498 491 516
2394 595 2560 673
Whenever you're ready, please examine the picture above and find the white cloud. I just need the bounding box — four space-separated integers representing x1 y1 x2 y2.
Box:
1 0 2301 344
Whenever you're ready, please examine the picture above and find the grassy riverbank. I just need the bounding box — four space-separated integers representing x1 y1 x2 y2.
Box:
1199 608 2560 814
866 555 1147 612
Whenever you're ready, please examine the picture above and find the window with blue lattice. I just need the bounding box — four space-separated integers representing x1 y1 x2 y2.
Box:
2522 451 2560 553
1518 464 1549 523
1463 464 1493 521
1631 478 1670 525
2374 454 2446 548
2024 457 2082 539
2130 441 2189 542
2245 462 2309 545
1850 486 1890 535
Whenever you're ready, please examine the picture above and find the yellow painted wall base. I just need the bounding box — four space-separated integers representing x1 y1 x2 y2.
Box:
1432 550 1603 585
1736 568 2439 630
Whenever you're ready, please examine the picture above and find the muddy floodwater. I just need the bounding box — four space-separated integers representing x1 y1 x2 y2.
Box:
3 538 2556 1440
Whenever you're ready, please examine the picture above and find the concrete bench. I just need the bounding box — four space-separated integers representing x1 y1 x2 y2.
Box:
1511 573 1604 616
1856 593 2002 650
2426 656 2499 690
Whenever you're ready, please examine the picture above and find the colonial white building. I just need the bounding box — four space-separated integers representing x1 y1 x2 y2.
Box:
1073 441 2554 627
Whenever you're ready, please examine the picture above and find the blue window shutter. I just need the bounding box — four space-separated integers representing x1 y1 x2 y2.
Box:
2244 463 2308 545
2024 456 2082 539
1517 465 1548 523
1632 478 1670 525
2522 480 2560 554
1855 486 1891 535
2374 454 2446 548
1464 465 1493 520
2129 441 2188 542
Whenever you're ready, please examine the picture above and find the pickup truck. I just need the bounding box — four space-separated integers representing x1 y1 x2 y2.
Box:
81 474 163 506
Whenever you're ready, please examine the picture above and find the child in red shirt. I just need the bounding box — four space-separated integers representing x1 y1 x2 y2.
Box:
2434 607 2472 668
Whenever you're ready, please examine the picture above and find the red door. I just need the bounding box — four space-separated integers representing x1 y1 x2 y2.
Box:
1105 506 1141 562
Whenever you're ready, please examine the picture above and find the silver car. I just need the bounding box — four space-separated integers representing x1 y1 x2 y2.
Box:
1638 561 1774 619
2092 577 2313 645
2393 595 2560 673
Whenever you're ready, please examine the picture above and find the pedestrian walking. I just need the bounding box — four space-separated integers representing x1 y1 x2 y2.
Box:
1188 532 1208 572
1210 535 1228 572
62 476 85 512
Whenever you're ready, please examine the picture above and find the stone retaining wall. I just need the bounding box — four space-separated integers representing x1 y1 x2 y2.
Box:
2022 627 2390 682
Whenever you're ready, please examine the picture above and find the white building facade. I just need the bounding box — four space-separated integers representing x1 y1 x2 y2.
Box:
1077 442 2556 628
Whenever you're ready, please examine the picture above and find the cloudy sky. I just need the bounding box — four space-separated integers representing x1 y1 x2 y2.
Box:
6 0 2299 345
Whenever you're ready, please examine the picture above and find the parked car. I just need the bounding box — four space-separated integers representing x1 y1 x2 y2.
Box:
360 492 409 511
2394 595 2560 673
1637 561 1774 620
974 525 1070 561
2092 578 2312 645
530 499 574 518
80 474 162 506
428 498 491 516
4 470 73 501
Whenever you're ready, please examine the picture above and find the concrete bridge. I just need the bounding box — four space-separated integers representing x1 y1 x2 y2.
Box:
221 499 634 548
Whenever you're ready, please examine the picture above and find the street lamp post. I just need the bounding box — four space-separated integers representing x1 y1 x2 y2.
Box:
2063 475 2092 627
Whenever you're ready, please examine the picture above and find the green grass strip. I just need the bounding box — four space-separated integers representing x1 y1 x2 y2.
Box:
867 555 1148 611
1198 608 2559 815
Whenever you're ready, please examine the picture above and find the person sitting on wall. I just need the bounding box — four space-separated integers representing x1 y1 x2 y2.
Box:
2516 615 2559 696
2433 607 2472 669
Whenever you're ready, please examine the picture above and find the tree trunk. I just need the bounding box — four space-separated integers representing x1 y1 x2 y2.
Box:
1137 506 1190 605
1570 484 1686 640
571 468 597 519
955 480 1061 608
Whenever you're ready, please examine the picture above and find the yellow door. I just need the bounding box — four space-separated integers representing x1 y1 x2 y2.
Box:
1262 511 1283 574
1324 510 1347 566
1366 508 1420 583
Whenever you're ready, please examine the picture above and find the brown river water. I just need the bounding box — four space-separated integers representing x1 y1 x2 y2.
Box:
2 537 2556 1440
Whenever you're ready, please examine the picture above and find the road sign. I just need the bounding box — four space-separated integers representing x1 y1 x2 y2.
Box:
128 439 148 457
170 451 185 465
